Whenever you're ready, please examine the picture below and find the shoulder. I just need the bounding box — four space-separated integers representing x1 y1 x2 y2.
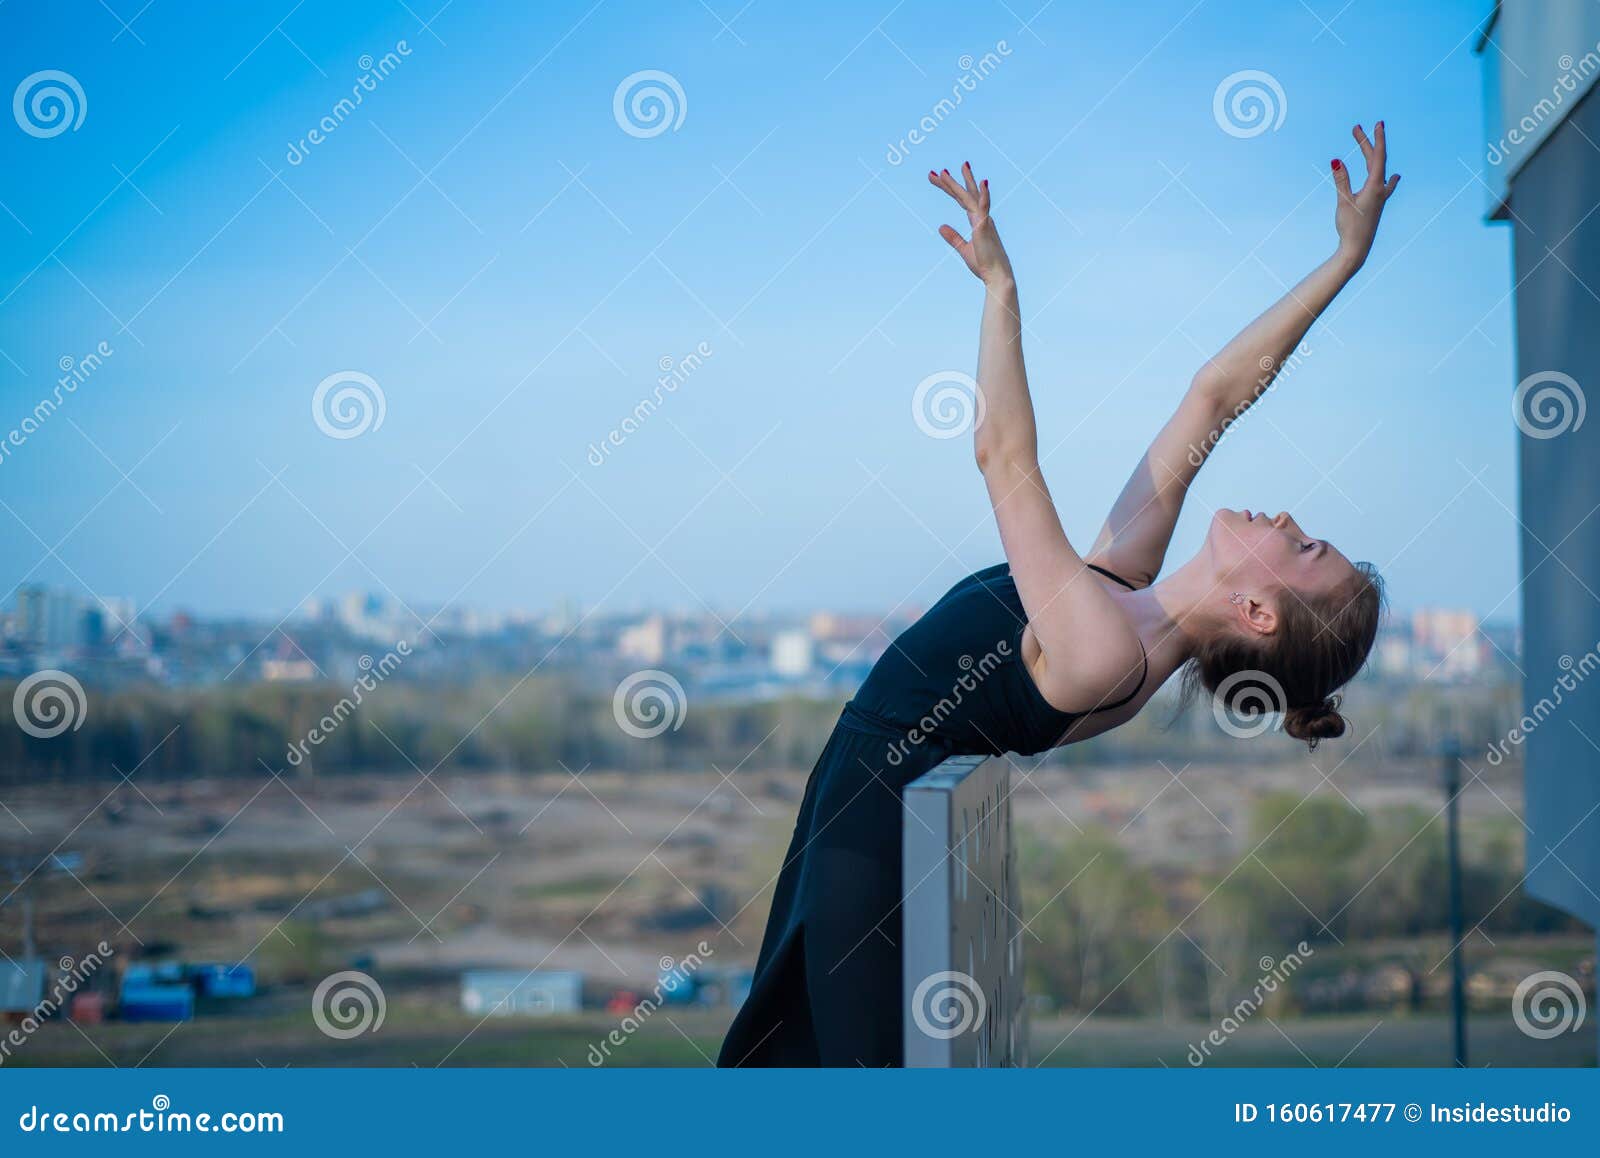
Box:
1030 611 1148 716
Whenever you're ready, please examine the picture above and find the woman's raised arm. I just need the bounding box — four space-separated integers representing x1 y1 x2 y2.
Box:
1087 122 1401 587
929 165 1144 713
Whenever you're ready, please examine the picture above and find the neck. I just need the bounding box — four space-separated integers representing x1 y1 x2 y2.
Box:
1113 555 1228 675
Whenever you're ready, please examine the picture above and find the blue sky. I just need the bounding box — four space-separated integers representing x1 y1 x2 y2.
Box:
0 0 1517 624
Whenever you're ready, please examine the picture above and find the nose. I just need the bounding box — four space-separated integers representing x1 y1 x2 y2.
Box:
1272 511 1290 528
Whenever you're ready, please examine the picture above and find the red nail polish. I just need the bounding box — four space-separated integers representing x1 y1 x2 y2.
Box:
982 179 988 187
1377 120 1384 131
1331 159 1342 170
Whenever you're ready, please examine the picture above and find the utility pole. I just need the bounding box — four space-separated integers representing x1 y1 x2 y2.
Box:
1443 736 1467 1068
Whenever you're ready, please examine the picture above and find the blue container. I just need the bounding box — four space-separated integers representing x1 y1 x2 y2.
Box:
119 984 194 1022
124 961 185 988
655 965 699 1006
191 963 256 998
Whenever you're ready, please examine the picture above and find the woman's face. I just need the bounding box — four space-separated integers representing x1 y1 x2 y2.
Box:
1205 508 1357 601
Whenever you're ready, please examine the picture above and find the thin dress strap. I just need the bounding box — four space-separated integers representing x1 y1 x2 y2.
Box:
1086 562 1140 590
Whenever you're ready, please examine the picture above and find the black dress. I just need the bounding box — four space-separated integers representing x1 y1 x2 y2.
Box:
717 561 1146 1066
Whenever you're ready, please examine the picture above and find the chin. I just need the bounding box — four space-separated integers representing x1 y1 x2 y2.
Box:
1205 508 1253 572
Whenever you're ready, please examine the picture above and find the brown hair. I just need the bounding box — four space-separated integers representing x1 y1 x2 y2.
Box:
1182 561 1385 749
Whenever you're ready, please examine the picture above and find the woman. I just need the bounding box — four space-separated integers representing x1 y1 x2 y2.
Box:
719 124 1400 1067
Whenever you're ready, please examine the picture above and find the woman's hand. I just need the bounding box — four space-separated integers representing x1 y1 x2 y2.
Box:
1332 121 1400 269
929 163 1014 287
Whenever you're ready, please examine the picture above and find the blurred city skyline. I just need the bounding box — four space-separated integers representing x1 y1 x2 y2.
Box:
1 0 1519 626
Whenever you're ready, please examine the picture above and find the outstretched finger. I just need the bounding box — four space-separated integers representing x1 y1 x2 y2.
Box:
937 223 974 264
961 161 980 200
929 168 975 211
1352 123 1376 181
1331 157 1353 199
1370 120 1387 187
1382 173 1401 199
978 175 990 214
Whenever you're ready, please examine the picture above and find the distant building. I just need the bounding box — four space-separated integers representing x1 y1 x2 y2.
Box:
16 586 85 651
460 969 582 1016
1411 609 1485 678
1374 633 1413 680
770 630 814 677
261 658 317 681
618 616 667 664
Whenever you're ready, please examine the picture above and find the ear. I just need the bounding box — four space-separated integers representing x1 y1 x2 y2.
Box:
1235 594 1277 638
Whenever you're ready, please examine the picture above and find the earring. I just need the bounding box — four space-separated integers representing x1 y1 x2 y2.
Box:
1229 592 1246 605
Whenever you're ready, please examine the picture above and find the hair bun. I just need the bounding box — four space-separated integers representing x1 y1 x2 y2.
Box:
1283 696 1346 748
